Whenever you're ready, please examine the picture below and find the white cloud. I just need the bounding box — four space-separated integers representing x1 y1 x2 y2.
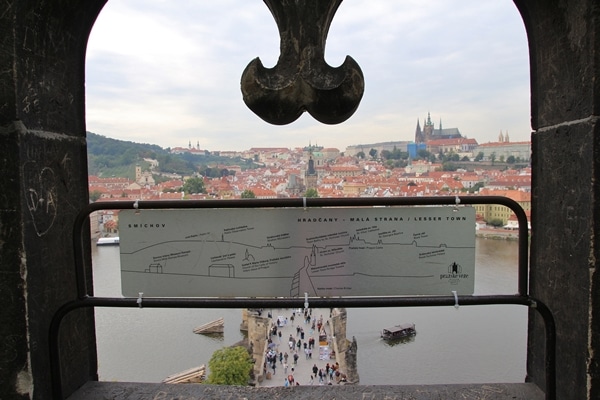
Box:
85 0 531 151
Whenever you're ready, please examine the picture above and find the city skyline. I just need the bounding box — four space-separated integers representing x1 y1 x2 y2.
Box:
85 1 531 152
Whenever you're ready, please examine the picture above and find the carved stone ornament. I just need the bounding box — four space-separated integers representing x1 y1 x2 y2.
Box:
241 0 365 125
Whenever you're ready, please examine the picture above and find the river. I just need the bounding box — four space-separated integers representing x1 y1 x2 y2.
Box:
92 237 527 384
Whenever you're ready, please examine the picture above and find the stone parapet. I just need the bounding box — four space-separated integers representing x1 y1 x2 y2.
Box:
68 381 545 400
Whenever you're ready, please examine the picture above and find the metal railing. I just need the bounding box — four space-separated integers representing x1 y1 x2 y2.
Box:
49 196 555 399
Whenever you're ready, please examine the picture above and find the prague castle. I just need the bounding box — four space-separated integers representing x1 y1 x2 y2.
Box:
345 112 463 157
414 112 463 143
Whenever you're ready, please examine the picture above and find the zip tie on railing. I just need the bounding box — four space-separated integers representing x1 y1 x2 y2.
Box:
133 199 141 214
453 196 461 212
304 292 309 310
452 290 459 309
303 197 307 211
137 292 144 308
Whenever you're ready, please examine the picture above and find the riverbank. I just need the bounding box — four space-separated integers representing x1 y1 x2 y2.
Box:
476 227 525 241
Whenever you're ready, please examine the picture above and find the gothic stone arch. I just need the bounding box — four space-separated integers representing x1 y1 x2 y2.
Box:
0 1 598 399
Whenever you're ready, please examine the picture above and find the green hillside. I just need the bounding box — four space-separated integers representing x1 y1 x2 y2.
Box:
86 131 255 178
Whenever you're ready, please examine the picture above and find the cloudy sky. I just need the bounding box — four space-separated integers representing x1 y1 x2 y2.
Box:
85 0 531 152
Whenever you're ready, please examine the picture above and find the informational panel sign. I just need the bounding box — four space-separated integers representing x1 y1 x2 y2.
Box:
119 206 475 297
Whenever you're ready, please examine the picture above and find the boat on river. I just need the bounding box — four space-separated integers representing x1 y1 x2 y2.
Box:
381 323 416 340
96 237 119 246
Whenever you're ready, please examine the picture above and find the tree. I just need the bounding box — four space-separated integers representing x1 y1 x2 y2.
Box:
369 148 378 159
182 176 205 194
490 152 497 165
442 162 458 171
417 149 431 160
474 152 484 162
393 159 408 168
241 189 256 198
89 190 103 202
468 182 485 193
356 151 365 159
487 218 504 228
390 146 409 160
304 188 319 198
380 149 391 160
506 155 516 164
206 346 253 386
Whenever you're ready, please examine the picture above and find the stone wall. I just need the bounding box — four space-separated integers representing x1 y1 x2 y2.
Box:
1 2 106 398
247 313 270 384
328 308 359 383
513 1 600 398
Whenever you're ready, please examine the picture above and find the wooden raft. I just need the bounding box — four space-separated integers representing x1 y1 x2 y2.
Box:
193 317 224 334
163 365 206 384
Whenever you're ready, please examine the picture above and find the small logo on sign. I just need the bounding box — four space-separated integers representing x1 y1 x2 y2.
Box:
448 262 462 274
440 262 468 285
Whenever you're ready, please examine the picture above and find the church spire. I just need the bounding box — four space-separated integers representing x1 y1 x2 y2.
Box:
307 156 316 175
415 119 423 143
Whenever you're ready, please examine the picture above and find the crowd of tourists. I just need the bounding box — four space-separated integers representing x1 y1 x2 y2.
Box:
261 308 348 387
